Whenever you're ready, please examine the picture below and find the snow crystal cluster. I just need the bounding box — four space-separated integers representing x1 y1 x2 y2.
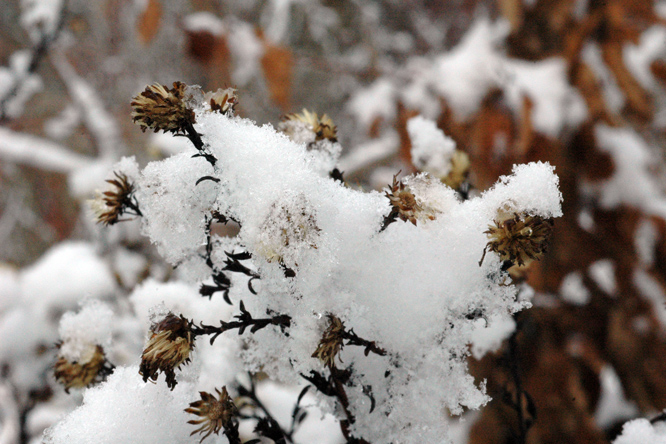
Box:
43 84 563 443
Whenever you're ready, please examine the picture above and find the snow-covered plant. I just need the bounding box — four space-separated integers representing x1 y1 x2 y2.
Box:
44 81 562 444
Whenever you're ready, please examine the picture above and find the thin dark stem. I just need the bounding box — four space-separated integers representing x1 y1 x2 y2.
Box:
237 375 293 444
191 301 291 344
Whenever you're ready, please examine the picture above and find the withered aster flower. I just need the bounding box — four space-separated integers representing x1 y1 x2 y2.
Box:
185 386 239 443
205 87 238 115
256 195 321 269
89 172 141 226
139 313 194 390
385 174 435 226
482 212 554 268
441 150 470 190
131 81 194 134
280 109 338 143
54 344 108 393
312 314 345 368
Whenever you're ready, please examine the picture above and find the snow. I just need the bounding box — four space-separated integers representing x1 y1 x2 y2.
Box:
183 12 225 35
595 365 639 429
588 259 617 296
613 418 666 444
593 125 666 218
560 271 591 305
407 116 456 178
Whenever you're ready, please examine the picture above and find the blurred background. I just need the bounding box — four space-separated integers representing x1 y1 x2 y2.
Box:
2 0 666 443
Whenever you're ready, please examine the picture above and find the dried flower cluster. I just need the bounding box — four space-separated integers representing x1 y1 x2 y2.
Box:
281 109 337 143
53 344 108 393
441 149 471 190
139 313 194 389
312 315 345 368
89 172 141 226
384 174 435 226
482 212 554 268
256 197 321 270
185 387 239 443
131 82 195 134
205 87 238 115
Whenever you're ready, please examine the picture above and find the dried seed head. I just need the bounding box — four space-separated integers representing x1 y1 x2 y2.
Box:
280 109 338 143
484 212 554 268
256 195 321 269
54 344 107 392
205 87 237 115
139 313 194 390
441 150 470 190
89 172 139 226
185 387 238 443
384 174 437 226
131 82 195 134
312 315 345 368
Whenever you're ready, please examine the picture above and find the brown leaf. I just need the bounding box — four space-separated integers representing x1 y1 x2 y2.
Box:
258 30 293 111
137 0 162 45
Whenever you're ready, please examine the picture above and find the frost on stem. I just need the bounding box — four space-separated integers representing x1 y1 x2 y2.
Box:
185 386 240 443
139 313 194 390
89 172 142 225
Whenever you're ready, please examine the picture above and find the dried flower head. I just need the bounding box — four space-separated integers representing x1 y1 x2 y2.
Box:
482 212 554 268
54 344 108 393
131 82 195 134
89 172 141 226
205 87 238 115
441 150 470 190
256 196 321 269
384 174 435 226
312 315 345 368
139 313 194 390
186 386 239 443
280 109 338 143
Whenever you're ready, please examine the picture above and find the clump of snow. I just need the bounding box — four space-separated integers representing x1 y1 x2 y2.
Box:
613 418 666 444
0 50 44 119
347 78 397 131
43 366 197 444
503 58 587 136
588 259 617 296
635 218 659 267
407 116 456 177
432 20 507 119
560 271 591 305
593 125 666 218
595 365 639 429
470 313 516 359
183 11 225 35
137 152 218 264
58 300 114 362
20 0 63 41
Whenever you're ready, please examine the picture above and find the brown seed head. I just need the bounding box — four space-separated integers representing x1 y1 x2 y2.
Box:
185 386 238 443
206 87 238 115
441 150 470 190
385 174 433 226
484 212 554 267
139 313 194 390
54 344 107 393
131 82 195 134
312 315 345 368
282 109 338 143
89 172 138 226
